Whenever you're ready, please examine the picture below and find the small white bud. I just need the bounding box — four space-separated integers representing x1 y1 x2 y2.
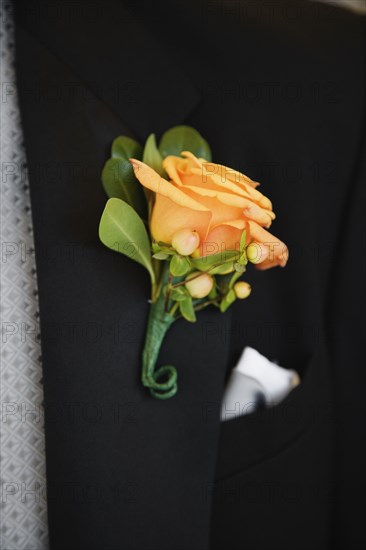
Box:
172 229 200 256
185 272 214 299
234 281 251 299
246 243 269 264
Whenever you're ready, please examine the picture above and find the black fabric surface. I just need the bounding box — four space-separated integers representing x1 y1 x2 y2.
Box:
14 1 365 549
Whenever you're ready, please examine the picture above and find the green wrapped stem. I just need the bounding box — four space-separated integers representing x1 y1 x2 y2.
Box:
142 289 177 399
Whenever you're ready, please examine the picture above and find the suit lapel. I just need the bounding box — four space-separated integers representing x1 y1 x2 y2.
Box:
15 0 201 141
14 4 230 549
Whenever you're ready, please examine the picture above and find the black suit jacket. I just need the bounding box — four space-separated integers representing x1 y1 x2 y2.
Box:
13 1 365 549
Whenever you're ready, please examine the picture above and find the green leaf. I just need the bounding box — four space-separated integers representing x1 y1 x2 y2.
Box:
209 262 235 275
111 136 143 160
99 198 155 284
208 285 219 300
234 259 247 271
170 287 189 302
191 250 239 272
142 134 166 176
170 255 191 277
101 157 146 218
220 289 236 313
228 270 243 290
179 297 197 322
152 252 169 260
159 125 212 161
240 230 247 252
152 241 176 254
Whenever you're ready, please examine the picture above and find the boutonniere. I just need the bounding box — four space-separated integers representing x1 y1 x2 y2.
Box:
99 126 288 399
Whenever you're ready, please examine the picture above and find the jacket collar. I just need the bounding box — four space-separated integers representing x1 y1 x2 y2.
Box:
14 0 201 141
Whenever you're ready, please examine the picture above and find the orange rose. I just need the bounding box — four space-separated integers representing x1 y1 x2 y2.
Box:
130 152 288 269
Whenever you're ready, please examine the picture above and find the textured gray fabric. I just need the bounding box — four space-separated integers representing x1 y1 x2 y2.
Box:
0 1 49 548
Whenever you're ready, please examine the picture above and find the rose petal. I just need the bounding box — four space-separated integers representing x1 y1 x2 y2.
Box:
183 185 274 227
181 191 243 226
163 155 186 185
202 160 260 189
213 219 246 230
164 153 273 212
130 158 209 212
202 224 243 255
150 194 212 244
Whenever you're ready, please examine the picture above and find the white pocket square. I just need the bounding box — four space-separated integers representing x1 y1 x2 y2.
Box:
221 347 300 422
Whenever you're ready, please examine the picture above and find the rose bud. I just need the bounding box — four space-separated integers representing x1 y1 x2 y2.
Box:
172 229 200 256
234 281 252 299
185 272 214 299
130 154 285 267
